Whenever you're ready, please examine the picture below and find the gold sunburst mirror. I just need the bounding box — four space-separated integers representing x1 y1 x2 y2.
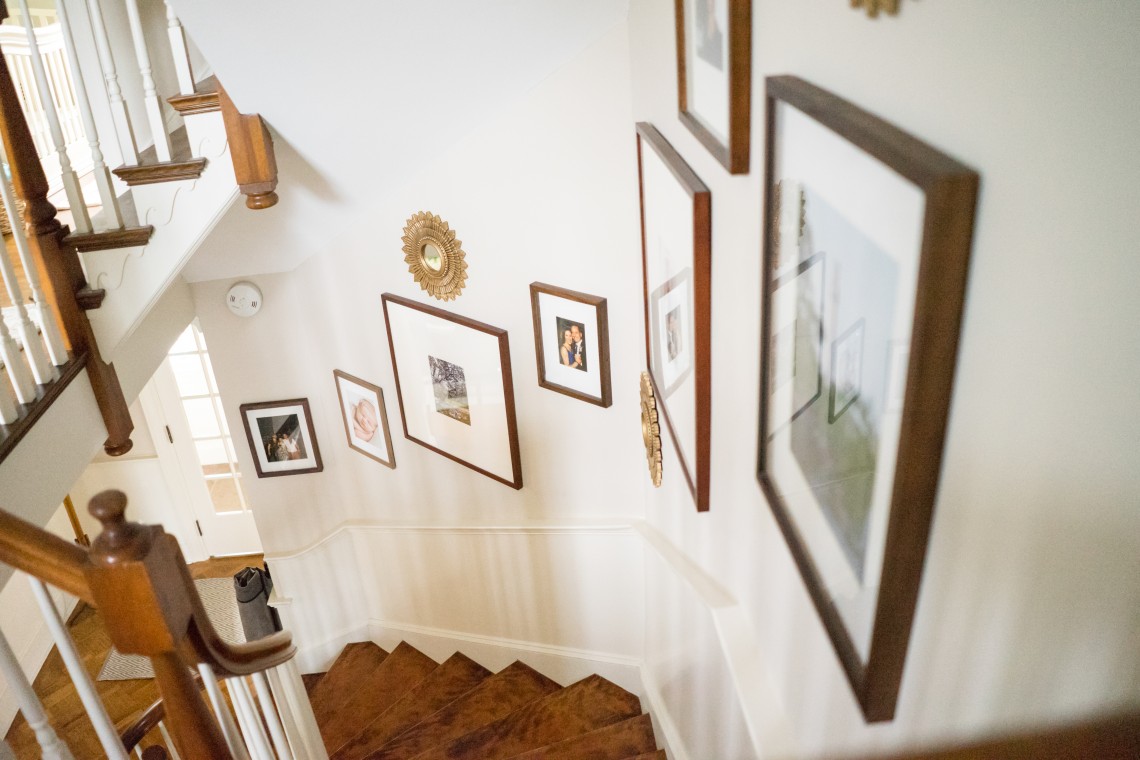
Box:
402 211 468 301
640 372 663 488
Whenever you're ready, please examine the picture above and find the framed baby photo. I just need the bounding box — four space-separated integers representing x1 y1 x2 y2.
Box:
675 0 751 173
757 75 978 721
240 398 323 478
636 121 712 512
382 293 523 489
528 283 612 407
333 370 396 468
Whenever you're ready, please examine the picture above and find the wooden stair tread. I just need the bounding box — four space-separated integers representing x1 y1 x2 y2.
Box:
330 652 493 760
66 224 154 253
167 75 220 115
310 642 389 726
364 661 560 760
504 714 658 760
112 127 207 186
622 752 666 759
321 642 439 753
406 674 642 760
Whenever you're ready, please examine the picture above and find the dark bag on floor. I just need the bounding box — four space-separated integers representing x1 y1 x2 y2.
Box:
234 565 282 641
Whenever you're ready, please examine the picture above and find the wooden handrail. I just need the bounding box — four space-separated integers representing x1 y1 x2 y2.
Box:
0 508 93 603
118 669 203 752
0 8 133 457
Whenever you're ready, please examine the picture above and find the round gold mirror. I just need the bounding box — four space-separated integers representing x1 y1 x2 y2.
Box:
402 211 468 301
640 372 662 487
421 242 443 272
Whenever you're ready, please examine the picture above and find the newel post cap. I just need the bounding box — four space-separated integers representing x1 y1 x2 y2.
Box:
89 490 153 563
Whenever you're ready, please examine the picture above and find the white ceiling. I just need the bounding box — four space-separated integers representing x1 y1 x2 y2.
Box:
172 0 630 282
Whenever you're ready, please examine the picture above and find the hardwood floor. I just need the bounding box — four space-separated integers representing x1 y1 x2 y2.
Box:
3 554 264 759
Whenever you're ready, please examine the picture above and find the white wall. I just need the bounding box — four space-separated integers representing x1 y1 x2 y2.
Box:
630 0 1140 757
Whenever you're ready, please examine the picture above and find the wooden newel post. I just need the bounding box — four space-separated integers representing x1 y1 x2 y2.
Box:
218 83 279 209
0 28 133 456
86 491 232 760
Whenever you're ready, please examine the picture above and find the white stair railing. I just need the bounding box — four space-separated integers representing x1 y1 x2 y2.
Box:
122 0 172 162
13 0 90 233
84 0 139 167
0 609 75 759
252 671 294 760
28 577 130 760
165 3 195 97
55 0 124 228
199 663 254 760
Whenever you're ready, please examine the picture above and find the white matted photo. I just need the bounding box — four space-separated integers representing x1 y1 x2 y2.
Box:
239 398 323 478
382 293 522 489
334 370 396 468
529 282 611 407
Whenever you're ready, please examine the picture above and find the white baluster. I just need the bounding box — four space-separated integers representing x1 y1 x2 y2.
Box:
230 676 274 760
0 304 35 404
55 0 123 228
84 0 138 167
165 3 195 96
157 722 183 760
252 671 293 760
0 202 53 387
0 139 68 367
0 362 18 423
0 616 75 759
122 0 172 162
271 660 329 760
197 664 252 760
263 668 302 760
28 578 129 760
15 0 91 233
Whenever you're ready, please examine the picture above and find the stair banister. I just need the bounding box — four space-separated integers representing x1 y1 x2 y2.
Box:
0 183 55 385
84 0 139 166
54 0 125 228
0 508 92 601
122 0 173 163
0 8 134 456
14 0 91 233
0 627 75 760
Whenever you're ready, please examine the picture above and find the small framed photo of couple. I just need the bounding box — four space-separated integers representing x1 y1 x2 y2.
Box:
333 370 396 468
528 283 612 408
240 398 323 478
382 293 523 489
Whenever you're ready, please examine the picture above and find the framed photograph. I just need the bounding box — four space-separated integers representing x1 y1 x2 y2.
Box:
529 283 612 407
240 398 323 478
757 76 979 721
382 293 522 489
636 122 712 512
333 370 396 468
675 0 751 173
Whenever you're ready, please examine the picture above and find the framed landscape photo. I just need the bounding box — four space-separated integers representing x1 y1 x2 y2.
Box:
240 398 323 478
757 75 978 722
675 0 751 173
529 283 612 407
382 293 522 489
333 370 396 468
636 122 712 512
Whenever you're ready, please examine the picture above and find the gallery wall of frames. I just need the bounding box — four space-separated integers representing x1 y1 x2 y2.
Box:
185 1 1140 755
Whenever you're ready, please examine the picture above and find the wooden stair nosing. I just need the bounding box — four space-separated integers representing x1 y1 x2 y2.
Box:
320 642 438 754
405 673 643 760
329 652 493 760
309 642 389 726
622 752 667 759
503 713 658 760
112 126 207 186
362 661 560 760
66 225 154 253
75 286 105 310
167 75 220 115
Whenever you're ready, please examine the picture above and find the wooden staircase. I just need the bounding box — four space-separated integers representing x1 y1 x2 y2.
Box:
306 641 664 760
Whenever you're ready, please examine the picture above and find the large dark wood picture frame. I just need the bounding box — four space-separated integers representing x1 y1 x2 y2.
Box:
636 122 712 512
756 76 978 722
529 282 612 408
240 398 323 478
382 293 522 489
675 0 751 173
